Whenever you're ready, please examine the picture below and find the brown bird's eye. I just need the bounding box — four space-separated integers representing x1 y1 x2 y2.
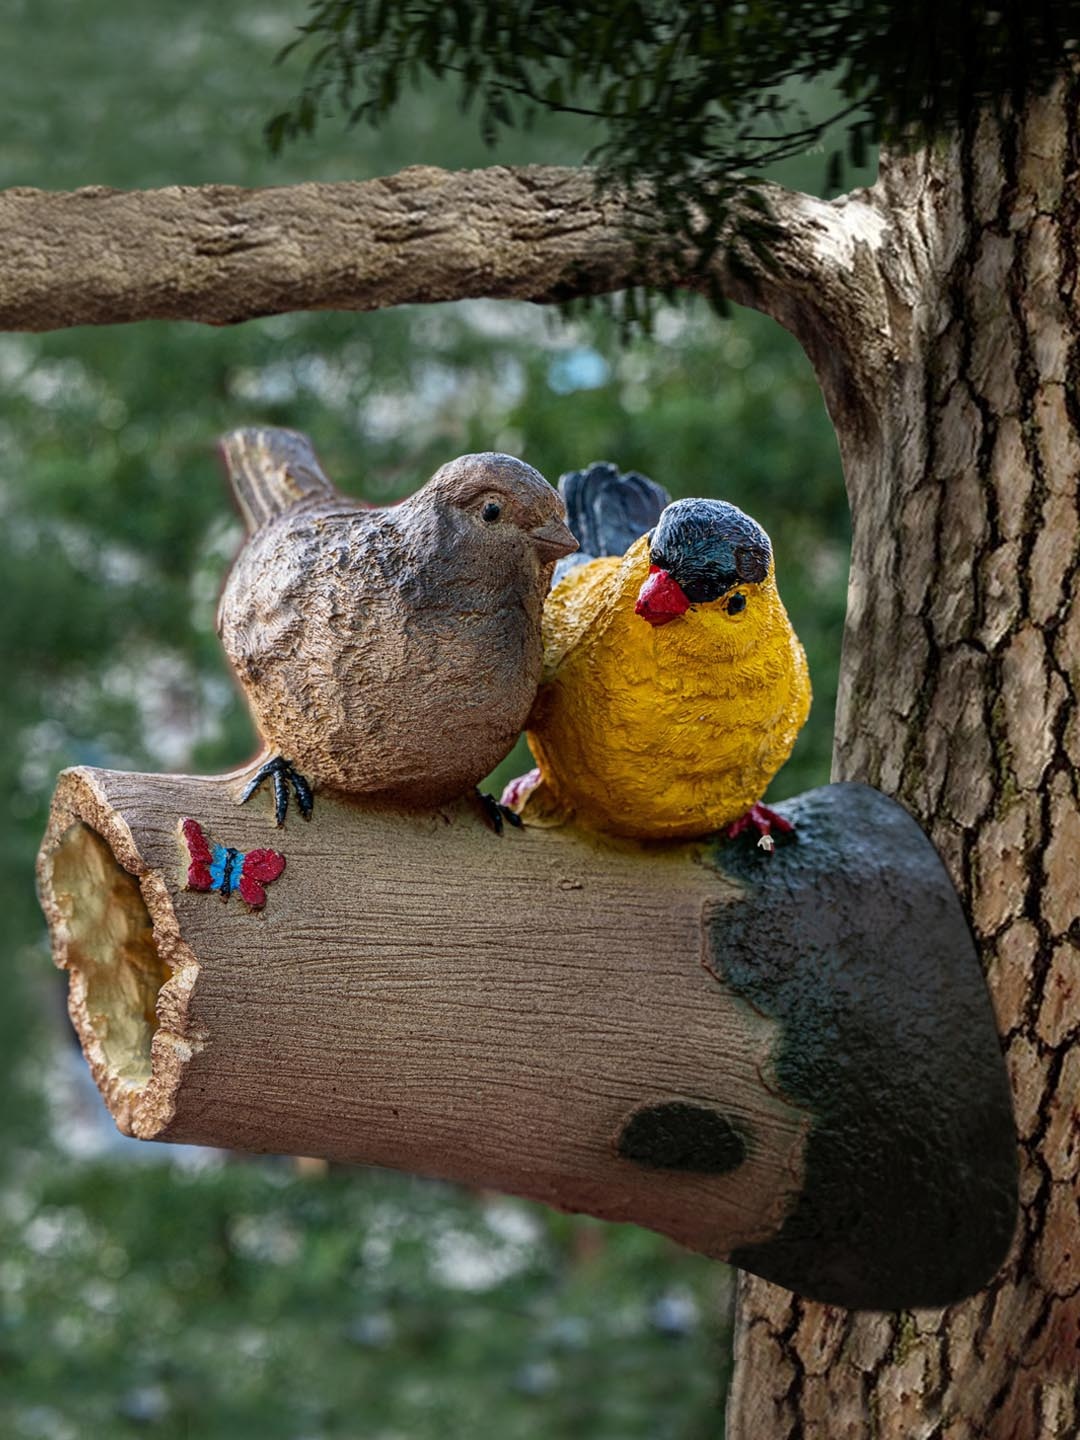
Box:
482 502 502 522
727 593 747 615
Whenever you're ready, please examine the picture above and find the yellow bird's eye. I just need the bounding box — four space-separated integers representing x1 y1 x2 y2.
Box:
727 592 747 615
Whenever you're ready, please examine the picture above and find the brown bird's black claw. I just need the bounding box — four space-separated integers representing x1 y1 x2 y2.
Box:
477 790 523 836
291 769 314 820
272 766 288 826
241 757 315 827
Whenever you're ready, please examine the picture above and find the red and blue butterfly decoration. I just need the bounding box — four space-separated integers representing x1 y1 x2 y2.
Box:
181 818 285 910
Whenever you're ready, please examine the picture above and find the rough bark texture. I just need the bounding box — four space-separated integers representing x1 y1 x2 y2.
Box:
728 80 1080 1440
0 166 883 386
37 769 1013 1312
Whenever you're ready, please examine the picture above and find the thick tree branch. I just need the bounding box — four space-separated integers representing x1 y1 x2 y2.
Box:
0 166 893 400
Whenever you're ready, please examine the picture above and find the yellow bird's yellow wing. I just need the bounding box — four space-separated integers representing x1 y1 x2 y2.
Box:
516 545 646 826
539 550 634 679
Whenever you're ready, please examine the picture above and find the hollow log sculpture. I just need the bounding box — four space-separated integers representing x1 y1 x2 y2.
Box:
37 766 1016 1313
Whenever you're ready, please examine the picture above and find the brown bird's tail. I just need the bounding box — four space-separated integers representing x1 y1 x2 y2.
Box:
218 427 337 532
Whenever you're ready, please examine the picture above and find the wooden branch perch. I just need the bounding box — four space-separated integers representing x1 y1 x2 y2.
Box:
0 169 893 387
38 768 1016 1311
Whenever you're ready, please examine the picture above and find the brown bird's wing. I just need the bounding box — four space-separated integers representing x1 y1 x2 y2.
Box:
217 499 388 719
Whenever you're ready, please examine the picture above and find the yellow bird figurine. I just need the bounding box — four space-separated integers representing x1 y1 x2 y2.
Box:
503 463 811 849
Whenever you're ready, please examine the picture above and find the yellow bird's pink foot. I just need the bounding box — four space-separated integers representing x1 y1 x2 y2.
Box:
500 768 573 829
501 768 541 811
725 803 795 854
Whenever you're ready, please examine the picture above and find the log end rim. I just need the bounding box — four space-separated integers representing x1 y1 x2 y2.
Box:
36 766 197 1141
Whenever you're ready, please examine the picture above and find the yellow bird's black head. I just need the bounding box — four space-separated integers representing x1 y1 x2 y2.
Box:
637 499 772 626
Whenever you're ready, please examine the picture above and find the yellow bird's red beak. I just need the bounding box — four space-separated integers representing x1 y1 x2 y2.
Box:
635 566 690 626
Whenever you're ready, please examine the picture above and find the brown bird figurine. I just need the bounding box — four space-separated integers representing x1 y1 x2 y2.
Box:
217 428 577 826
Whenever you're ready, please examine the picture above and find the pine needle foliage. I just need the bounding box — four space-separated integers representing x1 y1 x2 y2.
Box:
268 2 1078 220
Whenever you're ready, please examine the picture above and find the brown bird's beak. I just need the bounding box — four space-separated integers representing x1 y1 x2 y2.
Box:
530 518 578 563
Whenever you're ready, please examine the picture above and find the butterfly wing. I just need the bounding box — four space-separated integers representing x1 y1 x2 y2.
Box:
182 819 285 909
209 846 233 893
181 818 215 891
237 848 286 909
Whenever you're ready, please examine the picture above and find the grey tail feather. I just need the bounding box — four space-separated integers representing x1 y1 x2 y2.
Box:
218 427 336 532
557 461 671 564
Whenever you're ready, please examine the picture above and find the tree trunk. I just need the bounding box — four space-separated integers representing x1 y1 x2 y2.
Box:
728 79 1080 1440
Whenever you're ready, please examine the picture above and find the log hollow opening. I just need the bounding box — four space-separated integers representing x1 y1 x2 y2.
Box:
49 820 169 1093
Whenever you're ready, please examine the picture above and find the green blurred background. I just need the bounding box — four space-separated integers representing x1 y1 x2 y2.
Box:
0 3 865 1436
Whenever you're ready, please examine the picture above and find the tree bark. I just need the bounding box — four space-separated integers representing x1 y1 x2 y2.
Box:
36 767 1014 1313
727 79 1080 1440
0 168 885 393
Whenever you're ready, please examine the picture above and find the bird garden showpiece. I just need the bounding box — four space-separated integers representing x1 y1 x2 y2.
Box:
503 462 811 848
217 428 577 826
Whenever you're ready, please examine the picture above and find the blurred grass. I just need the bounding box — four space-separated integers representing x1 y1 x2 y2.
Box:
0 1161 731 1439
0 2 869 1436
